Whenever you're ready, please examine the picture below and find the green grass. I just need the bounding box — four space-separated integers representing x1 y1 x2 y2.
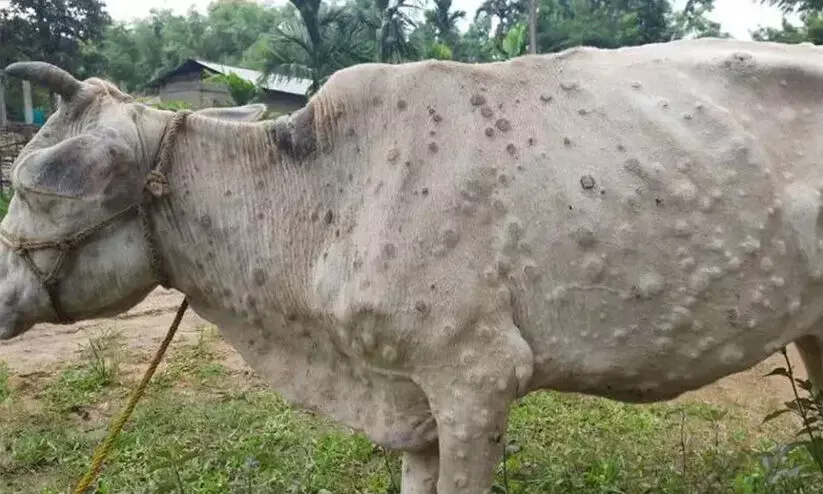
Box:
0 327 821 494
0 191 12 219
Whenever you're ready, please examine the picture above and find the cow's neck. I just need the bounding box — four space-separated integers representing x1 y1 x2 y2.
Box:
147 111 333 321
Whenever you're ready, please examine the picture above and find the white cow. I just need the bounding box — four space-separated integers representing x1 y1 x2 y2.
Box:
2 37 823 493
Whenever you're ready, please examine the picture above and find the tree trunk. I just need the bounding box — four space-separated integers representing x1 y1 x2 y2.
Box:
0 71 6 127
528 0 537 54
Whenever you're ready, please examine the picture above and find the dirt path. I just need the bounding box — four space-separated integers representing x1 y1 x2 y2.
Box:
0 288 221 375
0 288 809 420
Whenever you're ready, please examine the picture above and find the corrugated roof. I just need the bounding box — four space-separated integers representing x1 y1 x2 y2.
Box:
195 59 311 96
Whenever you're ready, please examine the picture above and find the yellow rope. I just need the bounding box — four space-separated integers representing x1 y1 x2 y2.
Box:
72 298 189 494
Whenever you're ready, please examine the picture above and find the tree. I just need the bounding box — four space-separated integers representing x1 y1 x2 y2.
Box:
454 12 497 62
532 0 726 54
751 11 823 43
200 0 289 64
502 22 528 57
0 0 111 74
762 0 823 14
260 0 372 95
370 0 421 62
669 0 729 39
425 0 466 51
475 0 528 52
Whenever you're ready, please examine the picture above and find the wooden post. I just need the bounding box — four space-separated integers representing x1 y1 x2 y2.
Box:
22 80 33 124
0 71 6 127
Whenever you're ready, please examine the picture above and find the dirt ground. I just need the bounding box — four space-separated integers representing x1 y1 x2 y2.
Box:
0 288 809 420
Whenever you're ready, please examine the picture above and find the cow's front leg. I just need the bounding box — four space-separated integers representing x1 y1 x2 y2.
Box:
401 443 439 494
413 317 534 494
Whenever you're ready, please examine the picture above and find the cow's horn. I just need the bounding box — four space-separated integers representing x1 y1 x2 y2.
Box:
4 61 82 99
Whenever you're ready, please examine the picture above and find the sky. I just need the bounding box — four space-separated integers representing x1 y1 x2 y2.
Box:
94 0 795 40
0 0 797 40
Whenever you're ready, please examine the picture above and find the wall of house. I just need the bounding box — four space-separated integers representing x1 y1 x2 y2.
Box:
151 69 308 114
260 91 307 117
155 71 235 109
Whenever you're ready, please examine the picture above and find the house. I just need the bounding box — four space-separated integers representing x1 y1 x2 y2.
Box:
144 59 311 116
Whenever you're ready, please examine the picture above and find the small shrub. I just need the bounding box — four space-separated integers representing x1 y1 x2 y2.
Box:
758 347 823 491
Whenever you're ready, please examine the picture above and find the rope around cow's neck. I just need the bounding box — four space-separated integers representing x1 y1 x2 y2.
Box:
70 110 193 494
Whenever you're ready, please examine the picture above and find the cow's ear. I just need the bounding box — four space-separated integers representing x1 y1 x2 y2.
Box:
194 103 267 122
14 128 141 208
270 103 316 160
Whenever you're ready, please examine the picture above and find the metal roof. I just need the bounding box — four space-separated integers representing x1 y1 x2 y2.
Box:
194 60 312 96
151 59 311 97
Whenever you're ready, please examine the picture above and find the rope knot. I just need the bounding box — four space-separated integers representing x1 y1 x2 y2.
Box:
145 170 170 198
57 238 75 251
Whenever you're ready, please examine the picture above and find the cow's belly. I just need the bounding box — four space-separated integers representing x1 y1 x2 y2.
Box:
509 188 823 402
188 302 438 451
517 276 823 402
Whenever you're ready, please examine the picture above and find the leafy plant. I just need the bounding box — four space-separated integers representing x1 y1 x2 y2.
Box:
759 347 823 489
501 22 527 59
142 100 194 111
428 41 453 60
204 71 261 106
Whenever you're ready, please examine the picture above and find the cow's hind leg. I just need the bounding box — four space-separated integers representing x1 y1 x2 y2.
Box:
795 335 823 396
401 443 439 494
412 316 534 494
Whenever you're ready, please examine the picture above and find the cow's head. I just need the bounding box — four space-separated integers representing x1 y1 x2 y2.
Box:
0 62 266 339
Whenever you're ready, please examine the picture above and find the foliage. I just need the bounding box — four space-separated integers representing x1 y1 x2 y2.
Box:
429 41 454 60
476 0 528 49
204 72 262 106
762 0 823 15
0 191 11 219
363 0 423 62
752 11 823 44
669 0 729 40
502 22 528 58
757 348 823 490
0 0 111 75
424 0 466 50
260 0 373 95
78 0 293 93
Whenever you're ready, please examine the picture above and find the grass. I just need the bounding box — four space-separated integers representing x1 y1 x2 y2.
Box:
0 326 821 494
0 190 12 218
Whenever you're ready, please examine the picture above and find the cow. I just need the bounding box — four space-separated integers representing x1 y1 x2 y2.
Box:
2 37 823 493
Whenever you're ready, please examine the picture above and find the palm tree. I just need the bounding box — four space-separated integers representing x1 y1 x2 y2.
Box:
260 0 372 95
358 0 420 62
424 0 466 50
